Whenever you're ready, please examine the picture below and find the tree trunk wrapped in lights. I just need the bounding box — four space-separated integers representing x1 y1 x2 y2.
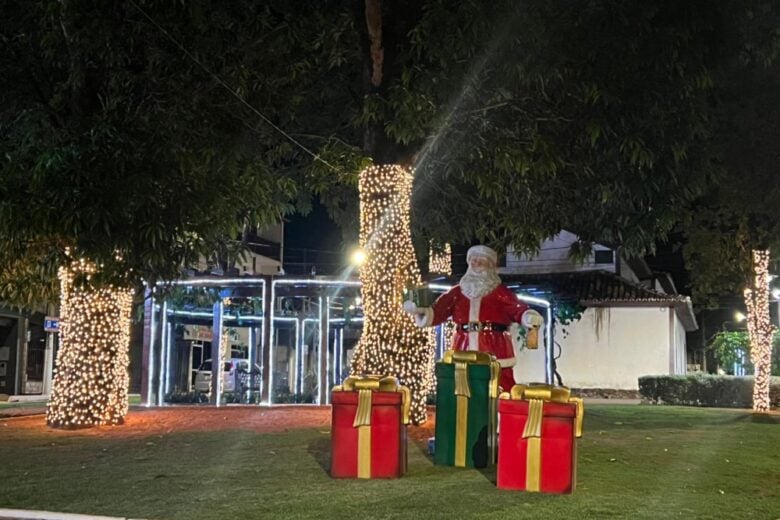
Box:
46 259 134 428
351 164 434 424
428 242 454 352
743 249 774 413
429 243 452 276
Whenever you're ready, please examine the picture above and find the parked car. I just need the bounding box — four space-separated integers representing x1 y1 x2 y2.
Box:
194 359 261 393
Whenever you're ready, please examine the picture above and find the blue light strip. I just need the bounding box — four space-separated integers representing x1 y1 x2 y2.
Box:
165 309 264 321
274 279 361 287
165 322 173 396
158 301 168 406
146 290 156 407
273 317 300 401
260 283 267 405
325 297 331 404
214 300 225 407
320 296 327 405
166 278 267 286
248 325 255 379
338 329 344 385
331 323 340 390
546 306 554 384
269 282 276 404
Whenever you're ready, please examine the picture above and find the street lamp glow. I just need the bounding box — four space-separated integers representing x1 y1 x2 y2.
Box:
735 311 747 322
350 248 367 266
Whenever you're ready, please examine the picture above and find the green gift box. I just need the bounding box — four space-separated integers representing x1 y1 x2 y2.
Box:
404 286 436 308
434 350 500 468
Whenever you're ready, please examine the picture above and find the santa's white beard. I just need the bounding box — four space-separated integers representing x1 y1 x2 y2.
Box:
459 267 501 299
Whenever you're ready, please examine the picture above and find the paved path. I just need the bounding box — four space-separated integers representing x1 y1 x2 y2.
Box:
584 397 641 405
0 508 145 520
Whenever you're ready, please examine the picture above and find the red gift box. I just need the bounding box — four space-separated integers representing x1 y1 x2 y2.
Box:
331 375 410 479
497 384 584 493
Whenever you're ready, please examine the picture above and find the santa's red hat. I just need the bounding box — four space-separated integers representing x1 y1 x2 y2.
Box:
466 245 498 264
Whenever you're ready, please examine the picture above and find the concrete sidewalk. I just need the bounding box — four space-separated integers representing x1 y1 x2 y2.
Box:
0 404 46 419
584 397 641 405
0 508 145 520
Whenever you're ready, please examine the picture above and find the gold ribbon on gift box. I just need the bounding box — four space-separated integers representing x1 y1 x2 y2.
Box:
441 350 500 467
499 383 584 492
332 375 411 479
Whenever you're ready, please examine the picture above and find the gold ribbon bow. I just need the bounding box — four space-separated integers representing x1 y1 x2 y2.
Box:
441 350 500 467
501 383 584 492
333 375 411 478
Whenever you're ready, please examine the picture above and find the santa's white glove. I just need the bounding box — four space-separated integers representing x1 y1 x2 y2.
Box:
402 300 418 314
521 309 544 328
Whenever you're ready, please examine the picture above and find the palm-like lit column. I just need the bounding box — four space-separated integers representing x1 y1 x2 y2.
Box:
351 164 433 424
46 259 133 428
743 250 774 413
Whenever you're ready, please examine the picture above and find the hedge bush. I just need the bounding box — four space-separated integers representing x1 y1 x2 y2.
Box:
638 374 780 408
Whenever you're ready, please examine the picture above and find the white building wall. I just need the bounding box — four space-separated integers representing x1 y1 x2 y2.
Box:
196 251 280 275
501 230 616 275
515 306 674 389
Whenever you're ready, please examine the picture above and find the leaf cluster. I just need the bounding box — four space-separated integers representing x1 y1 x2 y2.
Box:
682 1 780 305
0 1 360 304
299 1 720 258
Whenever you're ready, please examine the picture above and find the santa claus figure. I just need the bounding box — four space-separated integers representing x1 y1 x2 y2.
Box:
403 245 543 391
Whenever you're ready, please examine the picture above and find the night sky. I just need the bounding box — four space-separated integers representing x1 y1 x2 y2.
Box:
283 199 346 275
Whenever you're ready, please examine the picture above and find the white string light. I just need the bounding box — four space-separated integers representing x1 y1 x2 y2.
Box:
350 164 434 424
46 258 134 428
744 249 774 413
429 243 452 275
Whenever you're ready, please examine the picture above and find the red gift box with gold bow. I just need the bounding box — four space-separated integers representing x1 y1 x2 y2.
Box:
330 375 411 479
497 383 584 493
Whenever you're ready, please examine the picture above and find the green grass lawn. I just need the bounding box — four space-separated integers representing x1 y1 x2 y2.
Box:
1 405 778 519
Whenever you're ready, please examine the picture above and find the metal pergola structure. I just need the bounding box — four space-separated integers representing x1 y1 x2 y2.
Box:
141 276 553 407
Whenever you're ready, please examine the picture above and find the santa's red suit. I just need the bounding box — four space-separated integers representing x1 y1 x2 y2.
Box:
417 284 531 391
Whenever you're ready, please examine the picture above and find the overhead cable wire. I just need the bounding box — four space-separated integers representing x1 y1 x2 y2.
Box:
127 0 340 173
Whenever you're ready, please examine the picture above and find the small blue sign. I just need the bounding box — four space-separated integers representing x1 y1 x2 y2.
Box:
44 316 59 333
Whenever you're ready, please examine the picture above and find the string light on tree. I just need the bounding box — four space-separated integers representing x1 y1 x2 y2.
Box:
427 244 457 353
46 257 134 428
743 249 775 413
429 243 452 275
350 164 434 424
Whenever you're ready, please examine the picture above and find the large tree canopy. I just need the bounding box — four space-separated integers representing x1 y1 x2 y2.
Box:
0 1 325 304
680 2 780 412
5 1 776 293
287 1 725 261
407 2 721 257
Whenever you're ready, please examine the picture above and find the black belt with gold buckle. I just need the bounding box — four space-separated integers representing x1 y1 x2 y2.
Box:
458 322 508 332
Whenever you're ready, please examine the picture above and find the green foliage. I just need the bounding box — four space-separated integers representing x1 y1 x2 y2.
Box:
3 0 778 311
1 1 336 305
554 301 586 337
556 302 585 327
709 330 780 376
711 331 752 373
405 1 721 257
164 286 222 311
682 2 780 306
639 374 780 408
